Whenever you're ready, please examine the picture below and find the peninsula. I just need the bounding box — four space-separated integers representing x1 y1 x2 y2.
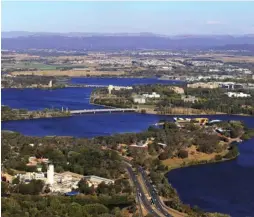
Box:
1 106 71 121
91 83 254 116
2 117 252 217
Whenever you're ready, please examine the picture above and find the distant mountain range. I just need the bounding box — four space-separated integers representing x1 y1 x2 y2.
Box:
2 31 254 51
1 31 168 38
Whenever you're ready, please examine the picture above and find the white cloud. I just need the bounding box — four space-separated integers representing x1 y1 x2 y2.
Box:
206 20 223 25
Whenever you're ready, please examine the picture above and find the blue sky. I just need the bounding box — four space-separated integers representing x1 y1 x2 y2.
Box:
2 1 254 35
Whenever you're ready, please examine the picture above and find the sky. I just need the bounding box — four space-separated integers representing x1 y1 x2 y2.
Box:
2 1 254 35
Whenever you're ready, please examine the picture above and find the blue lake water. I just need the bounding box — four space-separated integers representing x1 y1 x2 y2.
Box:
70 77 185 86
1 87 102 110
1 113 253 138
2 77 182 110
1 77 254 217
167 137 254 217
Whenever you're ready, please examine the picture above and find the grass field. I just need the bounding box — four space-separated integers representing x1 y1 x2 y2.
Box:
196 54 254 63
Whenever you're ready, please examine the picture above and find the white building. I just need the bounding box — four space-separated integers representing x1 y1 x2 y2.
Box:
47 171 83 194
108 85 133 94
83 175 114 187
133 95 146 104
142 92 160 98
16 172 46 183
130 140 149 148
47 164 54 185
226 92 251 98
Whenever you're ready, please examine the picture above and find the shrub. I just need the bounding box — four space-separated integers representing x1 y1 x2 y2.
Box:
158 152 169 160
224 145 239 159
140 109 146 114
178 150 188 159
214 155 223 161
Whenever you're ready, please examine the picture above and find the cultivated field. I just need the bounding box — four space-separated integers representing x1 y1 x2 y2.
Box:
196 54 254 63
10 70 126 77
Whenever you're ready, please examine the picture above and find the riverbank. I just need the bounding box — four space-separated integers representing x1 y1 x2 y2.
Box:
137 106 226 116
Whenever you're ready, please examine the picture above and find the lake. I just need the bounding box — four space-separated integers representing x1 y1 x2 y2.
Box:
167 137 254 217
1 77 254 217
1 113 253 138
2 77 183 110
70 77 185 86
1 87 102 110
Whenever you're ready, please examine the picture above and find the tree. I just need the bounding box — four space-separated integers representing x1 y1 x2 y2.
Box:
224 145 239 159
178 150 188 159
78 180 93 195
18 179 44 195
158 152 169 160
1 181 10 195
12 177 20 185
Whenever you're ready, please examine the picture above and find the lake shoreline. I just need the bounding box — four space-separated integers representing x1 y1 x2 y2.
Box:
165 153 239 173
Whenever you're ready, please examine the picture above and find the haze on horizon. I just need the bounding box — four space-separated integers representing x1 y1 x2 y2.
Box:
2 1 254 35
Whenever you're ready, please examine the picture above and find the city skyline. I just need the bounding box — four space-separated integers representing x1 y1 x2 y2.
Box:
2 1 254 35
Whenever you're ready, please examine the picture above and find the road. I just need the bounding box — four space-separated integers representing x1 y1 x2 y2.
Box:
126 165 162 217
138 166 172 217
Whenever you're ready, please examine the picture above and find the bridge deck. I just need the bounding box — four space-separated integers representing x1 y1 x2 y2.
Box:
70 108 137 114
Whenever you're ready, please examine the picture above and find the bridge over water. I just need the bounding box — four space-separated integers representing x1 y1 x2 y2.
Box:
67 84 108 88
67 84 132 89
70 108 137 114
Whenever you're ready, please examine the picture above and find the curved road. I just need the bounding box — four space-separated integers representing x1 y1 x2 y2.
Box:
126 165 162 217
138 166 172 217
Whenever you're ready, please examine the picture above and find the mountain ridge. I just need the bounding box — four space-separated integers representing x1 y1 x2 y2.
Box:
2 33 254 51
2 31 254 38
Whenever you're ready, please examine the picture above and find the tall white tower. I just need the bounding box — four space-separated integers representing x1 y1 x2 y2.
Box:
48 80 53 88
47 164 54 185
108 85 113 95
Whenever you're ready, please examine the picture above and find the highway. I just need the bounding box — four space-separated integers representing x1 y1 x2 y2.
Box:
138 166 172 217
126 165 162 217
